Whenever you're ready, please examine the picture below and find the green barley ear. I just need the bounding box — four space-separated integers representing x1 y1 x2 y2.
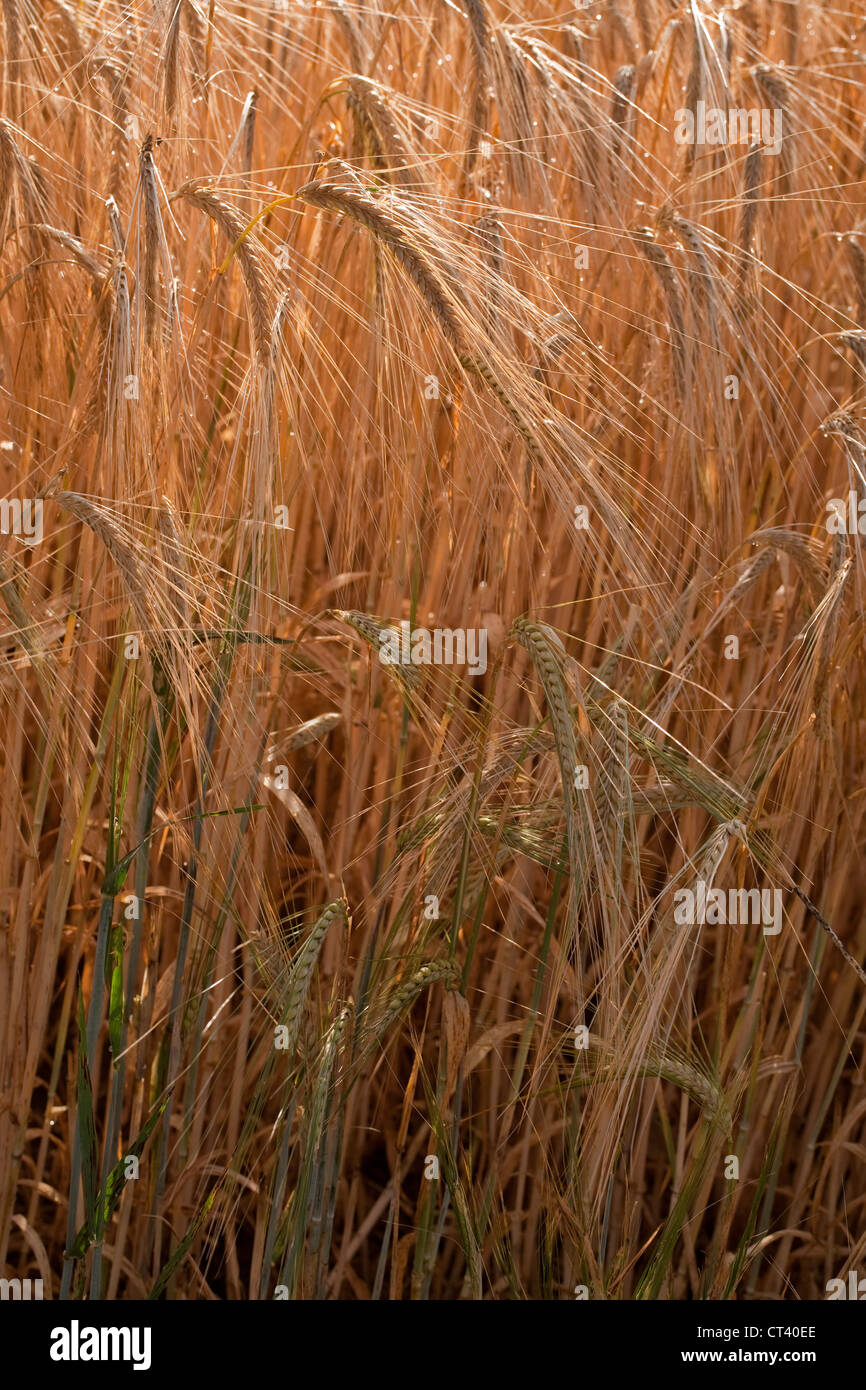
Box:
278 1000 354 1297
577 1035 733 1135
510 618 580 864
366 960 460 1047
279 899 348 1056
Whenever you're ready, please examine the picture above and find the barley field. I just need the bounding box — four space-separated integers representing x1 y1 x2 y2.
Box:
1 0 865 1302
